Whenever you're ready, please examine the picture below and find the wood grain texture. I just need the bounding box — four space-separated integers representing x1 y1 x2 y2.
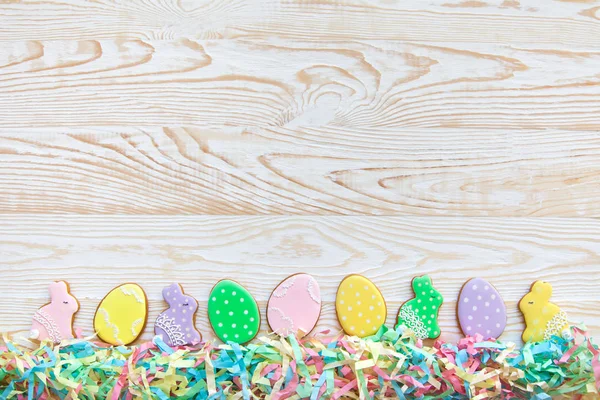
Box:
0 216 599 344
1 0 599 46
1 40 600 129
1 127 600 216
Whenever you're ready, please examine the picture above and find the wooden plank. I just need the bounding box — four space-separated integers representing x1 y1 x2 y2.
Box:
0 215 598 344
1 0 599 46
1 40 600 129
1 127 600 216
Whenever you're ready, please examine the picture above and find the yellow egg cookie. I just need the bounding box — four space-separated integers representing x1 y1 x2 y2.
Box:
335 275 387 338
94 283 148 346
519 281 569 342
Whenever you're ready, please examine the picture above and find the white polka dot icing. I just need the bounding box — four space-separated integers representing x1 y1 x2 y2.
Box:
519 280 569 342
335 275 386 338
154 283 201 346
395 275 443 339
208 280 260 344
457 278 506 339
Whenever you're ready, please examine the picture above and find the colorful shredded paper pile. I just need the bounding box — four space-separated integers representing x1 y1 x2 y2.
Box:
0 327 599 399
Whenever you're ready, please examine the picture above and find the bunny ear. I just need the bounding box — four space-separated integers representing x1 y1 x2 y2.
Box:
172 284 183 295
162 284 182 302
412 275 432 292
532 281 552 300
49 281 68 299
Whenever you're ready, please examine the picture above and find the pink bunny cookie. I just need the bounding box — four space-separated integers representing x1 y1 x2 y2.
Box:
30 281 79 343
154 283 202 346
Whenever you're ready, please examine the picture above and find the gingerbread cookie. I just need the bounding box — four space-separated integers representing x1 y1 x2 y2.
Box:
267 274 321 337
335 275 387 338
457 278 506 339
519 281 569 342
94 283 148 346
155 283 201 346
395 275 443 339
208 280 260 344
30 281 79 343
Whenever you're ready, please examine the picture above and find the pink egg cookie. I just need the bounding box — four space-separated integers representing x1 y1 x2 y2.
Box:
457 278 506 339
30 281 79 343
267 274 321 337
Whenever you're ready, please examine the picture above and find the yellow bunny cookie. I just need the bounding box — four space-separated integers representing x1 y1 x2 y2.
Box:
519 281 569 342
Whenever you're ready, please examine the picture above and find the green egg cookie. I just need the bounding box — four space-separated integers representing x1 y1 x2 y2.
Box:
395 275 443 339
208 280 260 344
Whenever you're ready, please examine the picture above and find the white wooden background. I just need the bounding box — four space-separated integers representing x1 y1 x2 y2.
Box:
0 0 599 345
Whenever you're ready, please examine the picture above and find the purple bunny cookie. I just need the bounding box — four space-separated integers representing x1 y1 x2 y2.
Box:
154 283 201 346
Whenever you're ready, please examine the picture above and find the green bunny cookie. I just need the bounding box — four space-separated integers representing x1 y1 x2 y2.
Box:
395 275 443 339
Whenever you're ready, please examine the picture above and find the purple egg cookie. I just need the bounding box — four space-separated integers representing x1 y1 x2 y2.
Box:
154 283 202 346
457 278 506 339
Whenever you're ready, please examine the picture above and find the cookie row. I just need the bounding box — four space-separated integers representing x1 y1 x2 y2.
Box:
29 274 568 347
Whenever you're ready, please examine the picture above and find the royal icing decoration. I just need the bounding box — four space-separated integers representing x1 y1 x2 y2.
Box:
335 275 387 338
267 274 321 337
208 280 260 344
519 281 570 342
30 281 79 344
154 283 201 346
457 278 506 339
396 275 443 339
94 283 147 346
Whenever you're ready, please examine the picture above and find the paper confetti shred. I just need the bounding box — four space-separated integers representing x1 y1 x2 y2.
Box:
0 326 598 399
